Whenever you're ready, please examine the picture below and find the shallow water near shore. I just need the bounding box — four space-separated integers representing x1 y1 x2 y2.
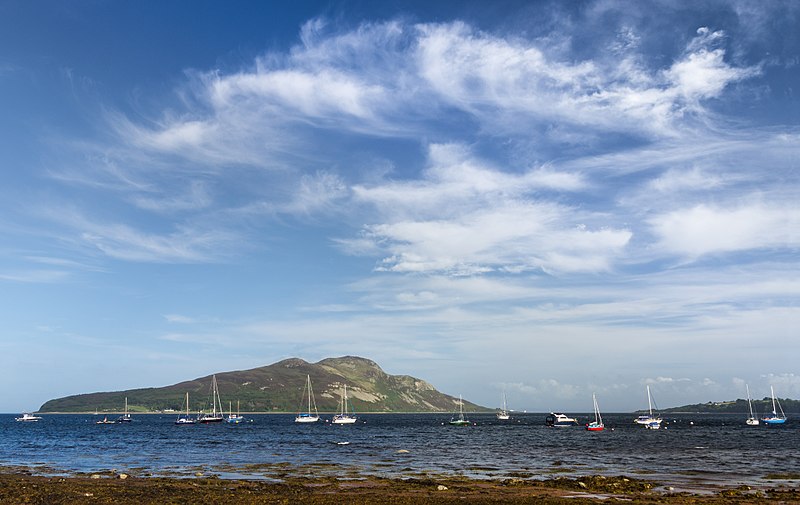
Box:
2 413 798 492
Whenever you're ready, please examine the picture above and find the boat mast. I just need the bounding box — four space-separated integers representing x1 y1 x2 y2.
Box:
308 375 312 414
211 375 221 417
746 384 755 418
771 386 777 416
647 385 653 416
593 393 601 424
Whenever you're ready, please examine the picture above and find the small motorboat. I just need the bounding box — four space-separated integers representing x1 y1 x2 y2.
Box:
15 413 43 422
546 412 579 427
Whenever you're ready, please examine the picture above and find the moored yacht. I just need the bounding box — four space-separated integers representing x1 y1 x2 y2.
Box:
546 412 579 427
634 385 662 429
15 413 42 422
761 386 787 425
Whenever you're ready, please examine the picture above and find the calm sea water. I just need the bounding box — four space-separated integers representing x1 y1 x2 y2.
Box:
2 413 798 490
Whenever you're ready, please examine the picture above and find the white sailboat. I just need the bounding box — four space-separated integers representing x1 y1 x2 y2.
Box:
449 395 470 426
116 397 132 423
175 392 196 425
496 390 510 420
634 385 662 429
586 393 604 431
761 386 787 425
198 375 224 423
332 384 357 424
745 384 759 426
295 374 320 423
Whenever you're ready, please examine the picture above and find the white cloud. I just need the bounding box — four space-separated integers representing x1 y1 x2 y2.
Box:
649 203 800 258
45 208 242 263
345 144 629 275
647 166 727 194
164 314 197 324
415 22 758 137
0 270 71 283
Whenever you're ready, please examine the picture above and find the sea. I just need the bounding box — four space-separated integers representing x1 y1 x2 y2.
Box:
2 413 798 492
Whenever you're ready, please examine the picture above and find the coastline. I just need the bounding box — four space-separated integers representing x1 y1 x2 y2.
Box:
1 469 798 504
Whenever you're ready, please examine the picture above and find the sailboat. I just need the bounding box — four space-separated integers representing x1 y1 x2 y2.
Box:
449 395 470 426
745 384 759 426
496 390 510 420
586 393 604 431
175 392 196 425
295 374 320 423
116 397 132 423
332 384 357 424
761 386 787 425
634 385 662 429
197 375 224 423
226 400 244 424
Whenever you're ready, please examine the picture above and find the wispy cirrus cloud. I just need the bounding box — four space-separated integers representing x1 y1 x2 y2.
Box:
415 23 758 137
87 18 759 179
43 207 242 263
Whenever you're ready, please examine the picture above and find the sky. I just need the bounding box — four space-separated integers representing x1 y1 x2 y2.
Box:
0 0 798 413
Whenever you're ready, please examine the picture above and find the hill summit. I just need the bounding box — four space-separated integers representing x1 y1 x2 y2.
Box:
39 356 488 414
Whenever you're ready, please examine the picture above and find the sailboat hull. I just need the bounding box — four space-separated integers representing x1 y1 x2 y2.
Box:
762 417 786 425
332 415 357 424
295 415 320 423
586 423 604 431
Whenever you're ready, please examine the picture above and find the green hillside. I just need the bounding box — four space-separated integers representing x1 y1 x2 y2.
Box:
38 356 490 414
661 397 800 414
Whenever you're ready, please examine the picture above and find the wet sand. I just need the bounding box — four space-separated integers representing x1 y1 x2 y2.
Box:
1 471 798 504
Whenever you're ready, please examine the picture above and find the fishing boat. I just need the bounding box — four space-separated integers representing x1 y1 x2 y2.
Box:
449 395 470 426
496 390 510 420
175 392 196 425
15 413 43 422
116 397 132 423
761 386 787 425
226 400 244 424
295 374 320 423
634 385 662 429
546 412 579 427
745 384 759 426
586 393 604 431
331 384 357 424
197 375 224 423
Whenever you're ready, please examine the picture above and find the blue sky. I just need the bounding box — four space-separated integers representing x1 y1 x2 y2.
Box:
1 1 798 413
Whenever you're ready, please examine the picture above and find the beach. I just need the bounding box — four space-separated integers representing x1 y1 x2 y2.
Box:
2 470 799 504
